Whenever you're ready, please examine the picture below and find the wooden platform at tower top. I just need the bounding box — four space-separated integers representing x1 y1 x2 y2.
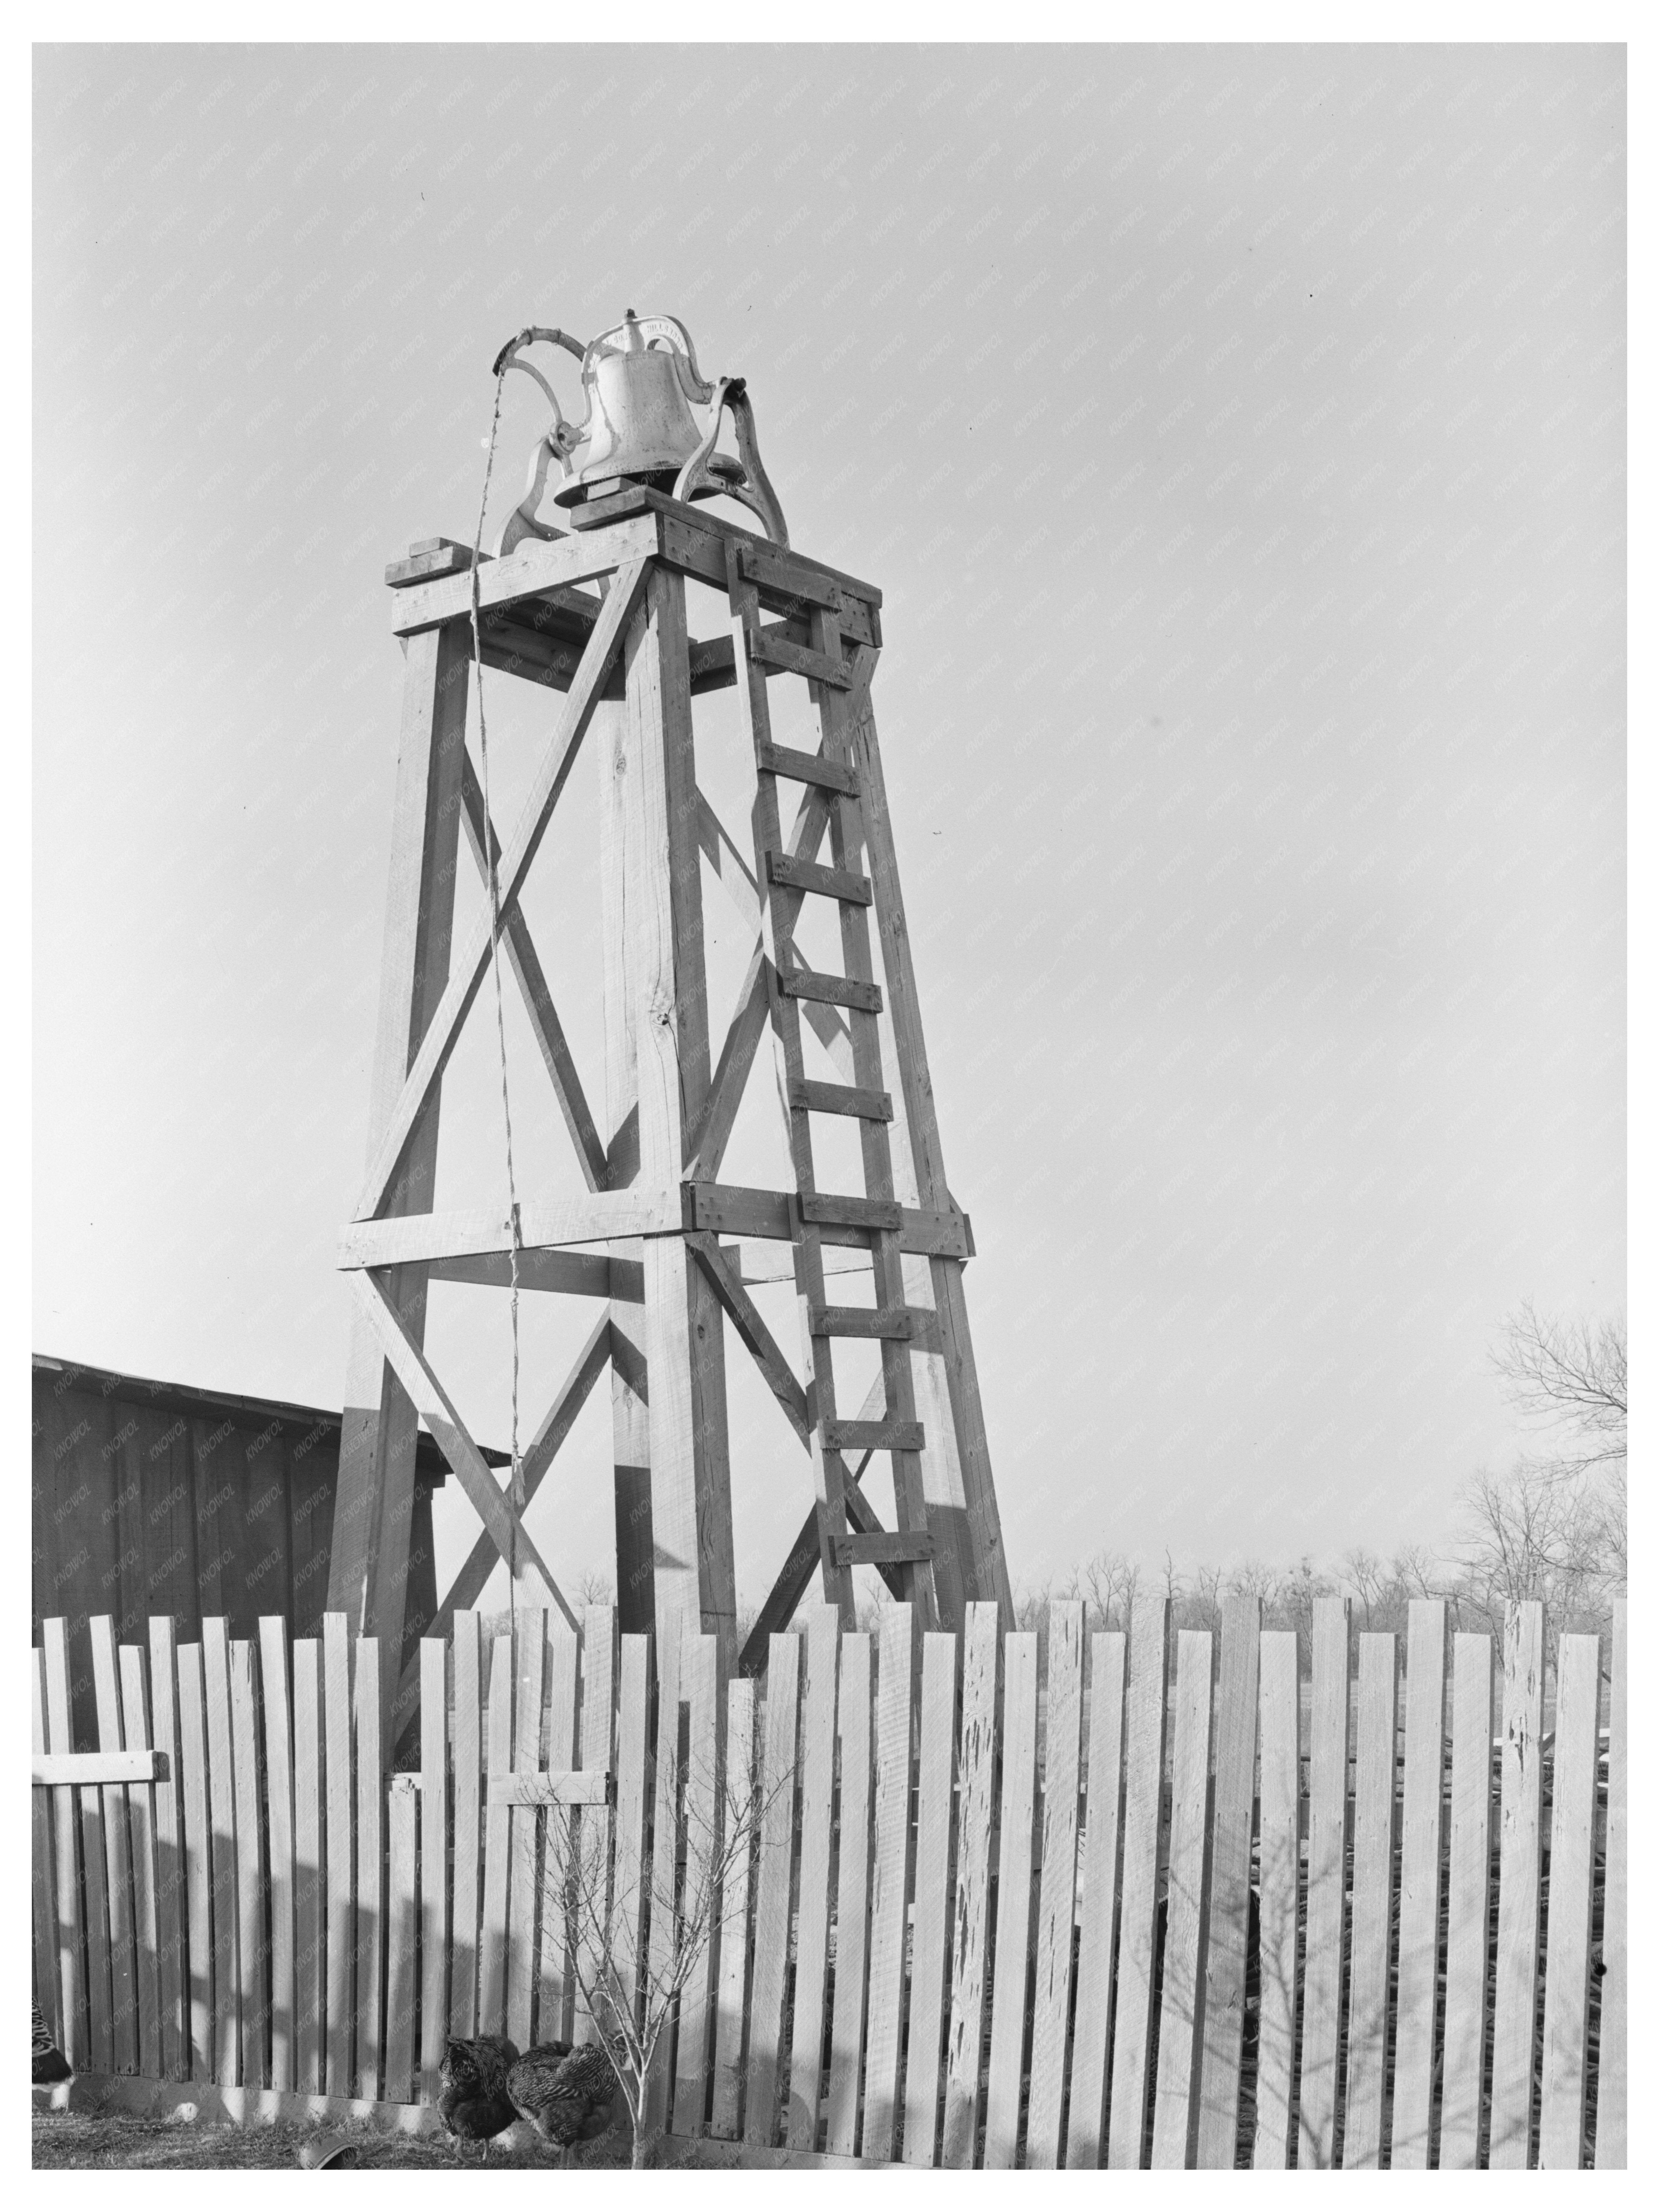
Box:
326 483 1013 1744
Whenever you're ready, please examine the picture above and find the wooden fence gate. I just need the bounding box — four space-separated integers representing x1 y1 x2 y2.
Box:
32 1593 1625 2168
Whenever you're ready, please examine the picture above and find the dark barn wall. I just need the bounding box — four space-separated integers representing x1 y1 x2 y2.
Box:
32 1359 441 1748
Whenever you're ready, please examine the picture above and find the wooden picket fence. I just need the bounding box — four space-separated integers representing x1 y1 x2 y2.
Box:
32 1592 1626 2168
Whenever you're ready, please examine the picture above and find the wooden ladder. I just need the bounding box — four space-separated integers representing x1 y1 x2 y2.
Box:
725 540 938 1629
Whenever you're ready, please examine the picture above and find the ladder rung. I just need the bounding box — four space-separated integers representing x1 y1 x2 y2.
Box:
757 741 859 796
823 1418 925 1453
799 1193 902 1232
748 629 854 689
790 1078 892 1122
766 851 872 905
779 967 883 1014
834 1531 935 1568
738 541 843 610
810 1306 915 1340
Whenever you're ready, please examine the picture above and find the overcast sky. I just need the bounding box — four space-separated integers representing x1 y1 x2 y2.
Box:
33 43 1625 1611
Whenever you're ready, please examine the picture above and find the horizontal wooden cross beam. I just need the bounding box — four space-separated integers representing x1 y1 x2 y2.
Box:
33 1751 168 1786
486 1769 614 1808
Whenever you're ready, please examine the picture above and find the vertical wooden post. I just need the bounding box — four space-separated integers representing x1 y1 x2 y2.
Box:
1490 1600 1545 2168
1392 1597 1448 2166
1195 1593 1261 2167
330 617 470 1756
1108 1595 1170 2168
1298 1595 1351 2170
1596 1597 1626 2169
1440 1632 1493 2169
624 566 736 1659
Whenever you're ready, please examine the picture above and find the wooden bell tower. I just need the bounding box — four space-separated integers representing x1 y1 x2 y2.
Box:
327 476 1012 1741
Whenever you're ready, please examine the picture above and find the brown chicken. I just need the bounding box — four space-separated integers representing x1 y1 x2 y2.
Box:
506 2040 621 2164
439 2033 520 2162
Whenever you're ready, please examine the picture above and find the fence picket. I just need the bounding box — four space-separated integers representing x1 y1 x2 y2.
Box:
354 1640 384 2099
644 1614 686 2134
147 1617 186 2081
572 1606 616 2048
175 1640 213 2078
292 1638 323 2094
1392 1598 1446 2166
1490 1599 1545 2168
1342 1632 1396 2170
784 1609 839 2151
1252 1630 1300 2170
257 1620 295 2092
1196 1594 1260 2168
89 1619 140 2077
1539 1632 1600 2168
1297 1595 1351 2169
862 1603 917 2162
537 1623 580 2050
983 1629 1038 2168
419 1637 449 2099
450 1612 482 2041
201 1618 239 2085
322 1613 354 2096
745 1632 802 2146
902 1630 960 2168
942 1604 1000 2168
710 1674 757 2140
1597 1599 1626 2169
118 1645 164 2086
1026 1600 1084 2169
1439 1632 1492 2169
479 1633 513 2035
228 1639 269 2090
825 1633 873 2156
385 1775 420 2104
43 1622 89 2067
1107 1596 1170 2168
31 1652 60 2046
507 1614 548 2050
1064 1628 1126 2169
672 1629 724 2135
613 1634 653 2039
1152 1627 1214 2168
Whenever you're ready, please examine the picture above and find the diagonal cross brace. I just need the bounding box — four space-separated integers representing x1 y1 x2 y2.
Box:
356 558 651 1223
350 1269 577 1633
458 751 607 1192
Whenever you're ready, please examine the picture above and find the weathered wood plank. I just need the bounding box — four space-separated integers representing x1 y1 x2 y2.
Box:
201 1619 240 2086
322 1613 355 2096
901 1630 959 2167
1064 1629 1126 2169
1388 1599 1445 2165
449 1612 482 2041
257 1621 296 2094
146 1617 186 2081
292 1639 324 2095
89 1617 139 2076
1297 1595 1350 2169
175 1640 213 2081
1596 1598 1626 2169
478 1633 514 2036
31 1750 169 1786
1538 1631 1600 2168
229 1638 270 2090
1490 1599 1544 2168
573 1606 616 2046
984 1630 1039 2167
418 1638 448 2100
1026 1600 1084 2168
1195 1594 1260 2167
31 1651 61 2049
506 1613 548 2050
941 1604 999 2166
47 1616 109 2072
643 1615 686 2133
745 1633 802 2146
536 1623 580 2049
672 1630 724 2135
784 1610 839 2151
1151 1628 1214 2168
384 1777 420 2105
612 1633 654 2034
1252 1630 1300 2170
825 1633 873 2156
353 1640 384 2099
1107 1597 1170 2168
1342 1633 1396 2170
1440 1631 1493 2169
710 1675 757 2140
861 1604 917 2161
